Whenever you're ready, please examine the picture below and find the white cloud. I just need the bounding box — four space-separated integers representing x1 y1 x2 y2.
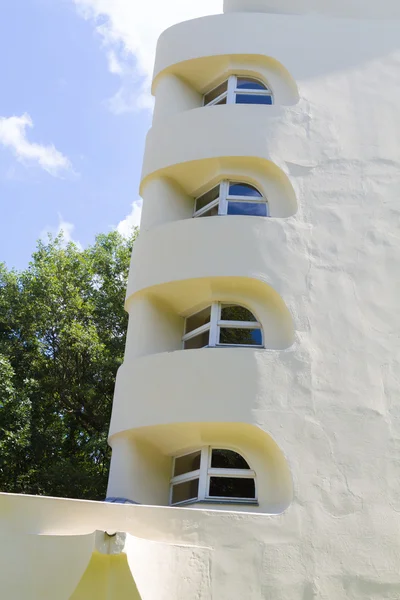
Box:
73 0 223 112
116 199 142 237
0 113 72 176
41 216 83 249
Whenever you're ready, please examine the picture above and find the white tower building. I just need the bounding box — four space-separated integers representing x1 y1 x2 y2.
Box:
104 0 400 595
2 0 400 598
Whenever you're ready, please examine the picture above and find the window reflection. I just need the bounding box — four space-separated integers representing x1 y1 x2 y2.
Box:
171 479 199 504
228 183 262 197
185 307 211 335
204 75 273 107
227 202 268 217
236 94 273 105
220 304 257 322
170 447 256 505
194 181 268 218
209 477 256 499
174 451 201 477
211 449 251 470
219 328 263 346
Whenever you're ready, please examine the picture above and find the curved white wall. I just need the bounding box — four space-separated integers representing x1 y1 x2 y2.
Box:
109 347 302 436
127 217 304 301
141 105 306 184
153 15 299 98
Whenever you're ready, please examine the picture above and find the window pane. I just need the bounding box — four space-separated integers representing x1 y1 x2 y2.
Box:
185 307 212 335
219 328 262 346
172 479 199 504
228 183 262 198
204 81 228 105
209 477 256 499
228 201 267 217
220 305 257 322
235 94 273 105
174 451 201 477
211 449 250 469
184 330 210 349
196 203 219 218
214 97 227 105
195 186 220 213
236 77 268 91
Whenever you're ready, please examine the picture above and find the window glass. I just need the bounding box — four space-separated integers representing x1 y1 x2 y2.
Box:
220 304 257 322
174 451 201 477
172 479 199 504
228 183 262 198
209 477 256 499
184 330 210 350
227 202 268 217
214 97 227 106
204 81 228 105
195 186 220 213
211 449 250 470
185 307 212 335
236 77 268 91
235 94 273 105
219 328 262 346
197 203 219 218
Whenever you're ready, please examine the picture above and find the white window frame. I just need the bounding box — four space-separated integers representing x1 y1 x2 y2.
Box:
204 75 274 107
193 180 269 218
182 302 263 349
169 446 257 506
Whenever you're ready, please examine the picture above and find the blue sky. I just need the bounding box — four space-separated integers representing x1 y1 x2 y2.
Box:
0 0 221 269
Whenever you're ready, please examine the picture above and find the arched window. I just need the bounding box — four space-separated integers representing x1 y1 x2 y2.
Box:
204 75 273 107
182 302 263 350
170 447 257 506
194 181 268 218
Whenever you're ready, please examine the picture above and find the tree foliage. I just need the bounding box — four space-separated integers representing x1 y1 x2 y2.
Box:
0 230 137 500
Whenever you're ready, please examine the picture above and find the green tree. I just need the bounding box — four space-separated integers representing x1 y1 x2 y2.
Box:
0 229 137 500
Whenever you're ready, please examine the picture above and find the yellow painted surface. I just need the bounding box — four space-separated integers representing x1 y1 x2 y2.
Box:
70 553 141 600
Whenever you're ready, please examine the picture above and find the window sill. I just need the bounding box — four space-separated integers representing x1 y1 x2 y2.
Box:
200 345 264 350
172 499 259 508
